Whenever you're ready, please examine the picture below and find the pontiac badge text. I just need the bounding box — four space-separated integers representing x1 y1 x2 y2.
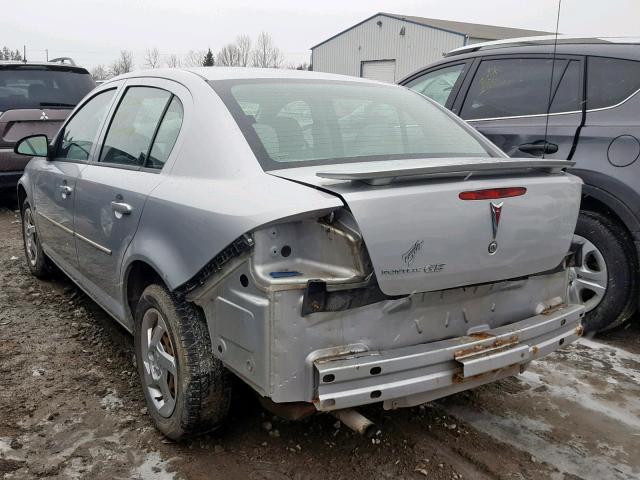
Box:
382 240 445 275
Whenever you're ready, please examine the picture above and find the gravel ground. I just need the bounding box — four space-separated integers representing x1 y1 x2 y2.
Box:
0 200 638 480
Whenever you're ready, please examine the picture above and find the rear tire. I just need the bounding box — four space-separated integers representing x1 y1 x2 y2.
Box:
21 201 54 279
134 284 232 440
570 211 637 333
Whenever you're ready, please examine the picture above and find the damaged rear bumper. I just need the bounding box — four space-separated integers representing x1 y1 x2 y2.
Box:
313 303 584 411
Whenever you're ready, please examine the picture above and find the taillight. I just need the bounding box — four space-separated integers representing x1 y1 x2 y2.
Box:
459 187 527 201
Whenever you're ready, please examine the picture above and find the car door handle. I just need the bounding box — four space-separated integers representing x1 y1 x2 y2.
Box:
111 201 133 215
518 141 559 155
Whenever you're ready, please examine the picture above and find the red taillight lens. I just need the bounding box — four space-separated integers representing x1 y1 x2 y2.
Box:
459 187 527 201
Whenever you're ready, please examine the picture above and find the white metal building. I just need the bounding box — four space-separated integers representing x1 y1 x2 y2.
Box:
311 13 549 83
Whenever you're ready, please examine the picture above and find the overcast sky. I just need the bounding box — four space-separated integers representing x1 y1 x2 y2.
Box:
3 0 639 69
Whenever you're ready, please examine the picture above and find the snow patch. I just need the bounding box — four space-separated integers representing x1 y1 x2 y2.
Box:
521 367 640 430
131 451 176 480
448 406 638 480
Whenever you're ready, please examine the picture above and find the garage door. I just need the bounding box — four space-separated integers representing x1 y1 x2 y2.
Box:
361 60 396 83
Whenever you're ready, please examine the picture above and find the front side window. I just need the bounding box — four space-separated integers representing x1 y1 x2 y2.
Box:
99 87 172 167
405 63 466 106
211 80 491 170
461 58 581 120
587 57 640 109
55 89 116 161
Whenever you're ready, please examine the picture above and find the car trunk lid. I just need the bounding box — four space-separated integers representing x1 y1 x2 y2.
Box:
269 157 582 296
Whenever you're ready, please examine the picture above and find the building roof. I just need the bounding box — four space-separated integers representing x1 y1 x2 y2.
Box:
382 13 551 40
311 12 551 50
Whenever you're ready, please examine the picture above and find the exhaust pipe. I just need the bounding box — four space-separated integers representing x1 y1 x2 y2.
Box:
331 409 377 436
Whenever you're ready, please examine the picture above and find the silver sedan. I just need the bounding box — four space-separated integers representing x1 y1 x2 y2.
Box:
14 68 583 439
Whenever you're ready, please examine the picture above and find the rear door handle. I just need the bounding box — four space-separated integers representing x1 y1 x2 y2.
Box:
111 201 133 216
518 141 559 155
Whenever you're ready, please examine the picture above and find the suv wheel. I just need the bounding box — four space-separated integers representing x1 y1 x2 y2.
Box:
569 211 637 333
134 284 232 440
21 201 54 278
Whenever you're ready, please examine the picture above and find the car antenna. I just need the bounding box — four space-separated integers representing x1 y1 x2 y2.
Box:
543 0 562 158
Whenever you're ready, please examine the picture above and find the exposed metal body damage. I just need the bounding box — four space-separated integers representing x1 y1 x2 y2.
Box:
186 208 584 410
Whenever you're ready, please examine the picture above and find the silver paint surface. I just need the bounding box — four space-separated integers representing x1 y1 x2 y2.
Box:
18 67 584 407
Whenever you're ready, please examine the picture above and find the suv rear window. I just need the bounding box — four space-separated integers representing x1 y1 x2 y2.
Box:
0 66 95 111
587 57 640 109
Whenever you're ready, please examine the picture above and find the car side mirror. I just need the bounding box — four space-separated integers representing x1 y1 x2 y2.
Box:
14 134 50 158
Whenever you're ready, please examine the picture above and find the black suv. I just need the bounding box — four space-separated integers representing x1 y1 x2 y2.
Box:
0 60 95 191
400 37 640 333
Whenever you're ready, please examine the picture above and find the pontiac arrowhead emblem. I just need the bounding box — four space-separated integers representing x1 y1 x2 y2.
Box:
402 240 424 266
40 111 49 120
488 202 503 255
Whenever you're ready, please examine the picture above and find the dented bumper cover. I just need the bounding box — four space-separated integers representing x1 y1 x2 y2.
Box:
313 303 584 411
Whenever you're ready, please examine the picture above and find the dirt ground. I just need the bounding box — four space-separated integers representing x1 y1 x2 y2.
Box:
1 200 639 480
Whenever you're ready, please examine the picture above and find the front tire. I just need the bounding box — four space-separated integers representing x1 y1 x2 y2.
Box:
569 211 637 333
21 201 53 279
134 284 232 440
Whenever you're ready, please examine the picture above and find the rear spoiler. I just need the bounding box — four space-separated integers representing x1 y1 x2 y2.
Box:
316 158 575 185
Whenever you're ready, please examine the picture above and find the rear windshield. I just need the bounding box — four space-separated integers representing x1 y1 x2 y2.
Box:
0 66 95 111
210 79 492 170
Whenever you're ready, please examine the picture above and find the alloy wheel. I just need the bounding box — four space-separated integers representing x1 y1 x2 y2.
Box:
568 234 608 313
23 207 38 267
140 308 178 418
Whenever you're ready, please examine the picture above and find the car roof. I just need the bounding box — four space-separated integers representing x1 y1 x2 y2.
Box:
399 36 640 84
446 35 640 57
113 67 386 84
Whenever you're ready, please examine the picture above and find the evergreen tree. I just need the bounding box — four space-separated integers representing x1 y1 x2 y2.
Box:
202 48 214 67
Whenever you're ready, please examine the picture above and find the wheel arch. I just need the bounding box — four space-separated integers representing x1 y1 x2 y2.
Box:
571 168 640 247
574 172 640 313
17 182 27 211
123 258 166 330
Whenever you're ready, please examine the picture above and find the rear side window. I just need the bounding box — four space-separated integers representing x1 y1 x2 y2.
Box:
147 97 184 169
587 57 640 109
0 66 95 111
56 89 116 161
99 87 173 167
405 63 466 106
461 58 581 120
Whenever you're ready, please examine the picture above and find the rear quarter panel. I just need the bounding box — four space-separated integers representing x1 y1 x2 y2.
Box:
120 173 342 295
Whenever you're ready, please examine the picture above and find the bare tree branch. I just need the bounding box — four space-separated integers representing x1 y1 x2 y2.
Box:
144 47 161 69
251 32 284 68
183 50 206 67
216 44 240 66
110 50 134 77
164 54 181 68
236 35 252 67
90 64 109 80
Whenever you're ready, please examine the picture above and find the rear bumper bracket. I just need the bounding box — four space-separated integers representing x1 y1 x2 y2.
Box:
312 303 585 411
